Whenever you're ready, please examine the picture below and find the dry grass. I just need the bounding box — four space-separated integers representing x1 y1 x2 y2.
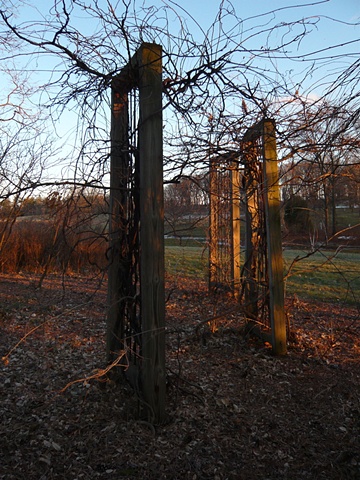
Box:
0 218 107 274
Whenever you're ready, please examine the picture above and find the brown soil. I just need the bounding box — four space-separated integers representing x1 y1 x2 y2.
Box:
1 273 359 479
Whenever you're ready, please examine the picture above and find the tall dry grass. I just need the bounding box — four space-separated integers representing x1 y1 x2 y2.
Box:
0 217 108 274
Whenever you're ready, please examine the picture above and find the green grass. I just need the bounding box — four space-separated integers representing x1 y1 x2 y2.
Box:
283 248 360 305
165 245 208 279
165 244 360 305
335 207 360 229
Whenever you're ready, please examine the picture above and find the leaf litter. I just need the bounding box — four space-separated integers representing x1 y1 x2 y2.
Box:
1 273 359 479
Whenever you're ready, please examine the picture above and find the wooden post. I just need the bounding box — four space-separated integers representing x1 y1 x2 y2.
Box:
262 119 286 355
243 147 260 321
209 159 218 288
209 158 219 289
107 85 129 362
231 163 241 297
137 43 166 423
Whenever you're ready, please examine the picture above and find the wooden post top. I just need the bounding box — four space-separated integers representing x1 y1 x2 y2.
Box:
112 43 162 92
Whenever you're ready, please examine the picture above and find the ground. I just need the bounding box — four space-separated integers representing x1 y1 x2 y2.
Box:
1 273 359 480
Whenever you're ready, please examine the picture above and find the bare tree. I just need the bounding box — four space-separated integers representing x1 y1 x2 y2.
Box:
3 0 358 184
279 100 360 239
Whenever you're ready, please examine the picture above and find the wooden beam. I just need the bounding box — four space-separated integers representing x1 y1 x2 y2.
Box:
262 119 287 355
137 43 166 423
231 163 241 297
209 158 219 289
106 86 129 363
243 145 260 321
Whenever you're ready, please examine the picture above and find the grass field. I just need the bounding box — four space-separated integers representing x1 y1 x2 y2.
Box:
334 207 360 230
165 244 208 280
165 244 360 305
283 248 360 305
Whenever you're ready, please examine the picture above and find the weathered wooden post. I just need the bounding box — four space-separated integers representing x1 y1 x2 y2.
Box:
107 85 129 362
242 119 286 354
243 147 261 321
263 119 286 355
209 154 241 296
209 157 219 290
107 43 166 423
230 162 241 297
137 43 166 422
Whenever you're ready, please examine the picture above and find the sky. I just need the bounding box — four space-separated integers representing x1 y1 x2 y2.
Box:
165 0 360 89
10 0 360 79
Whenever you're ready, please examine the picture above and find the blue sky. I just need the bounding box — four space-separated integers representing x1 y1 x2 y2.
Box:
13 0 358 97
161 0 360 73
14 0 360 55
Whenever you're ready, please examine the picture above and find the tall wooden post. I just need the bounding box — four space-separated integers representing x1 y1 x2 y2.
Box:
263 119 286 355
209 158 219 289
107 86 129 362
231 163 241 297
107 43 165 422
243 144 260 321
137 43 166 423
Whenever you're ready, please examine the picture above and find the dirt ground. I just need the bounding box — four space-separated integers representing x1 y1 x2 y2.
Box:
1 273 359 479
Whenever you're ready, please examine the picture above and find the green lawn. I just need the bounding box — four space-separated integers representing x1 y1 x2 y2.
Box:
283 248 360 305
165 244 208 279
335 207 360 230
165 244 360 305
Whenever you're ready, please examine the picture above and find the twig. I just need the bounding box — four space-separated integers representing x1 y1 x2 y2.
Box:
57 351 127 394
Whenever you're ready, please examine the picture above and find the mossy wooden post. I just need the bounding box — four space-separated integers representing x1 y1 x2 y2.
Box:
231 163 241 297
107 84 129 363
137 43 166 423
262 119 286 355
